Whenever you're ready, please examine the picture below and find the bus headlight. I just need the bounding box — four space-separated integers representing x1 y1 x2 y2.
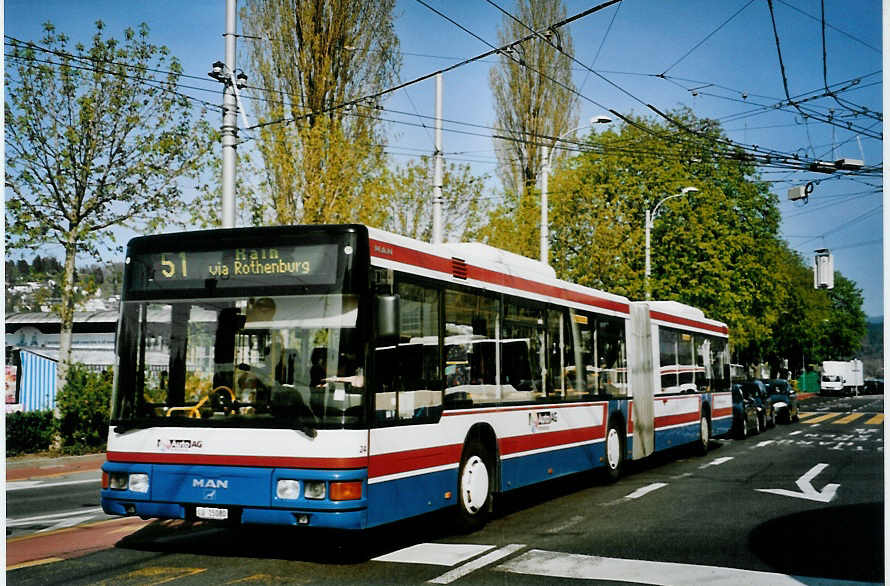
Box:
276 479 300 500
303 481 326 500
128 473 150 493
109 472 129 490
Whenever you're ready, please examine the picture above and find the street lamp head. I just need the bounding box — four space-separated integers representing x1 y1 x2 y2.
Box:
680 186 699 195
590 115 612 125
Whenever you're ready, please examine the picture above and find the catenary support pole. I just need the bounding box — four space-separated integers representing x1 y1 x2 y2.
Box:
221 0 237 228
432 73 444 245
540 145 550 264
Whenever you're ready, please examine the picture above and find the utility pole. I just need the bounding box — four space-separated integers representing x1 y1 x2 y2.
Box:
221 0 237 228
432 73 444 245
540 144 550 263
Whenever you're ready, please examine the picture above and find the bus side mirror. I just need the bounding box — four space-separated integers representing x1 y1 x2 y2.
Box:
376 295 399 342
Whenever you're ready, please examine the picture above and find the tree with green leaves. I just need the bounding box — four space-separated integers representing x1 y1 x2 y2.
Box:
241 0 400 226
485 0 577 258
764 244 831 376
817 273 868 361
383 157 490 242
6 22 213 395
547 110 785 355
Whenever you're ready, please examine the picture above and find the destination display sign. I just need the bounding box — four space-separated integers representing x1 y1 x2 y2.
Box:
128 244 340 290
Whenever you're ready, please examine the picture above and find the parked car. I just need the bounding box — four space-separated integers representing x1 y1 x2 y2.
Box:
863 378 884 395
764 379 800 423
739 380 775 430
731 383 760 439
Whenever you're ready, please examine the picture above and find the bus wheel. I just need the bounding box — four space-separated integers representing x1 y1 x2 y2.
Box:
695 415 710 455
603 421 624 483
455 440 492 533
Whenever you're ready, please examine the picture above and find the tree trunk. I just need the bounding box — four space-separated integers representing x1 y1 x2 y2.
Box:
56 237 78 419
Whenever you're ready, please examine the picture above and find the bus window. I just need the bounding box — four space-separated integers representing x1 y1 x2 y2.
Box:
444 289 498 407
374 282 442 424
501 301 543 403
546 310 565 400
597 315 627 398
677 332 695 391
659 328 679 393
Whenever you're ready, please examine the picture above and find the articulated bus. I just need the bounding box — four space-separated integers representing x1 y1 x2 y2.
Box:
101 224 732 531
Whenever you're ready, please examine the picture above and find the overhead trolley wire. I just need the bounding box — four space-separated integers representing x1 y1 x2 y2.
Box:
765 0 881 140
4 48 221 112
660 0 756 75
244 0 622 132
819 0 881 121
480 0 864 173
775 0 881 53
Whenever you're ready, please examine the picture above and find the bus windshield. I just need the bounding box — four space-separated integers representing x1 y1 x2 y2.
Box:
113 294 365 431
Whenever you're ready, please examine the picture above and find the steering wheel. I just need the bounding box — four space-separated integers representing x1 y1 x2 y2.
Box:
210 385 237 413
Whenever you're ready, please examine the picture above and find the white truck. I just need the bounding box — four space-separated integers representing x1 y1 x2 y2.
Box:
821 360 864 396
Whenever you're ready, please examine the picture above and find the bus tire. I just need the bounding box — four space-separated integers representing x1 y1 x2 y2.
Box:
695 414 710 455
454 440 492 533
602 420 625 483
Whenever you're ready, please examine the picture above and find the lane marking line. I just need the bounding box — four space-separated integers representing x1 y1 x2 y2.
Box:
496 549 865 585
373 543 495 566
545 515 585 534
7 557 65 571
6 478 100 492
699 456 733 469
7 507 105 527
428 544 526 584
625 483 668 499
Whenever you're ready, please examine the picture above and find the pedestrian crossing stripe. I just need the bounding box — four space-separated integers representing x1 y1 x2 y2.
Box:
798 412 883 425
833 413 866 424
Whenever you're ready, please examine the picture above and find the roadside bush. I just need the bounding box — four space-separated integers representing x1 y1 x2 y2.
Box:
6 410 55 456
56 363 113 453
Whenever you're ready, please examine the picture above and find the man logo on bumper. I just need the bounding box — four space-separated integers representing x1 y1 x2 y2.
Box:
193 479 229 489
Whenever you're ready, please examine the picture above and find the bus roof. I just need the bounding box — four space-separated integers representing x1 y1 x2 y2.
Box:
367 226 630 317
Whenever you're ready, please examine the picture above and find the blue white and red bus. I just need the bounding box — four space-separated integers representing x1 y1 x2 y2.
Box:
101 224 732 531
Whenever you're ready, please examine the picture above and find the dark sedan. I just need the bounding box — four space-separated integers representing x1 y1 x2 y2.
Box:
731 383 760 438
765 379 800 423
739 380 775 430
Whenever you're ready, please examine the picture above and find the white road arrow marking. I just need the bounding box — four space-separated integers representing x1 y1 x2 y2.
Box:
756 463 839 503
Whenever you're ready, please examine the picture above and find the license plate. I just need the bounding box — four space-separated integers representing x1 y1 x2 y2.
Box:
196 506 228 520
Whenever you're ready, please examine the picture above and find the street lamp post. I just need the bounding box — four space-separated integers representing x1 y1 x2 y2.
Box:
540 115 612 264
645 186 699 300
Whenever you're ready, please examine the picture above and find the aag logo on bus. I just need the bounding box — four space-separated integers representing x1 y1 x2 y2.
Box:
157 438 203 451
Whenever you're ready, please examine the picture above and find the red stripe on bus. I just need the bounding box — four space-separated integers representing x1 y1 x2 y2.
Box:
654 412 701 428
443 402 605 417
106 451 367 470
649 311 728 335
712 407 733 417
370 239 630 315
368 444 463 478
499 425 605 456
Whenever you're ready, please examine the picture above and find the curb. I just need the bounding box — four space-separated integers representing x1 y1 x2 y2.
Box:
6 453 106 481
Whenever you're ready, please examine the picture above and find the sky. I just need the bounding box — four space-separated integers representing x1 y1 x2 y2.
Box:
4 1 884 317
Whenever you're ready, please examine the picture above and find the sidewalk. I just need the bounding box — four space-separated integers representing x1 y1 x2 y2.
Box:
6 452 106 482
